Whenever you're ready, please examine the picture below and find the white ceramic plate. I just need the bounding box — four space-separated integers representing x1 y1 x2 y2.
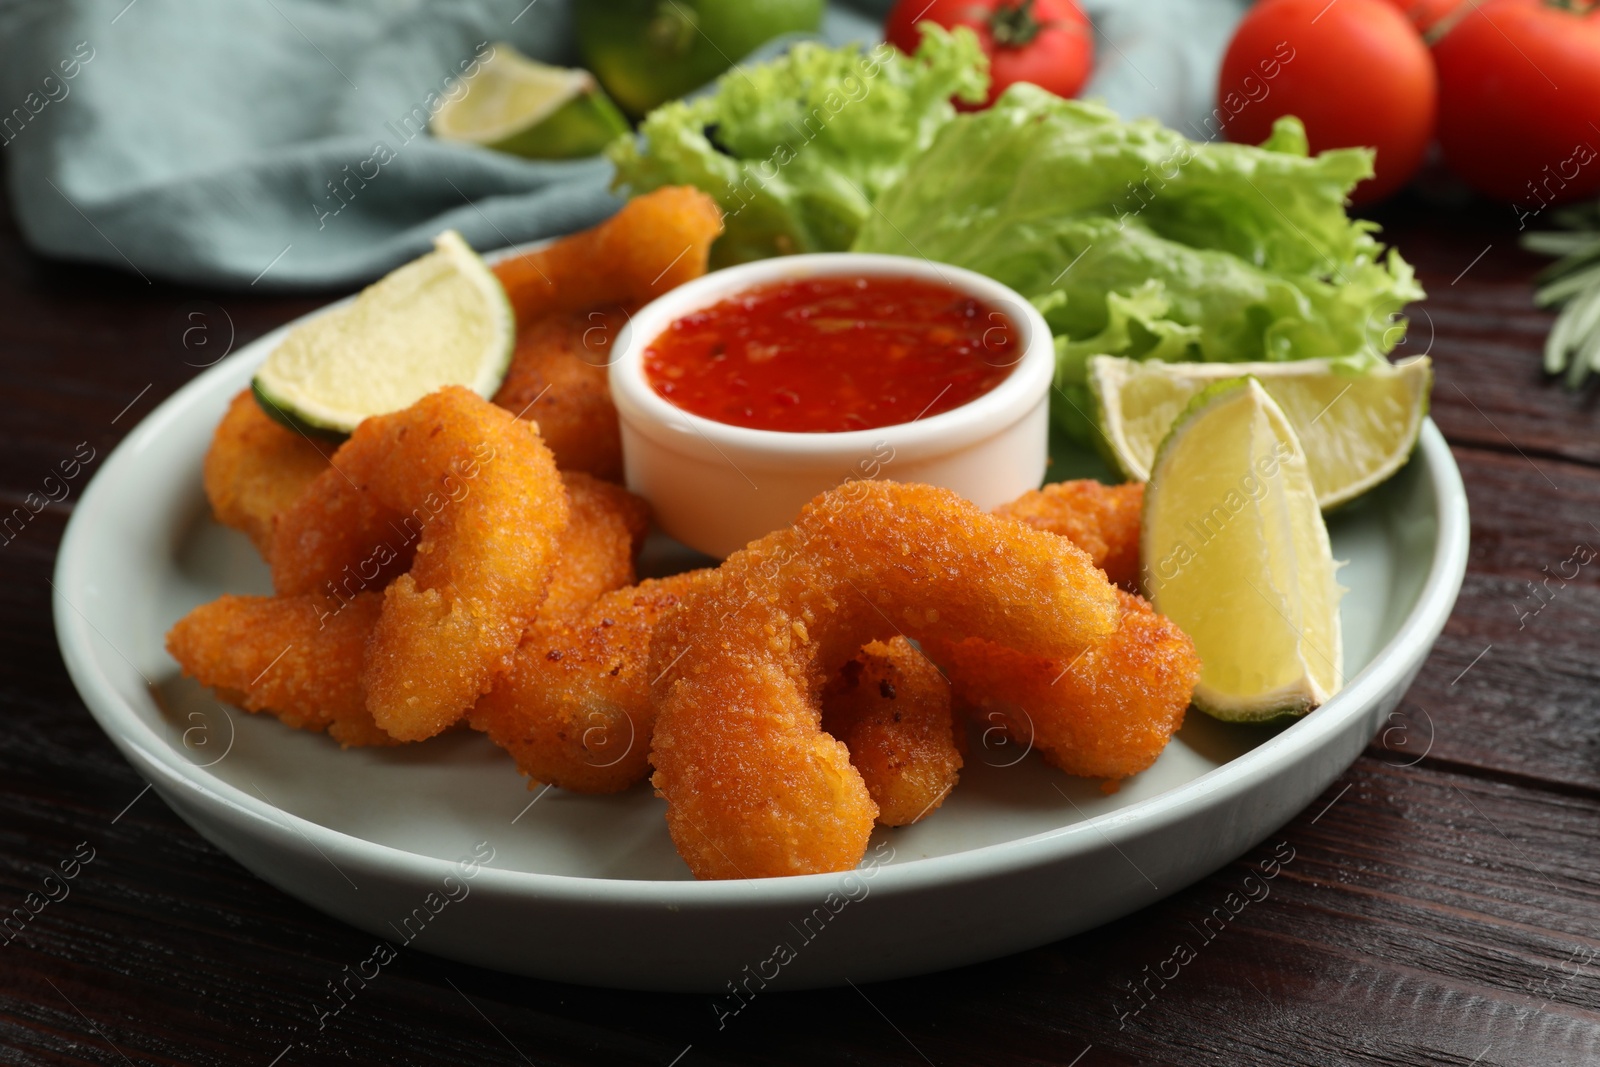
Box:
54 288 1468 993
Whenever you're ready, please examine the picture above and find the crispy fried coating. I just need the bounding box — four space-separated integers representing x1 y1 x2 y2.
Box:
203 390 329 552
168 467 643 750
491 187 724 481
648 481 1121 880
494 311 630 481
930 591 1198 781
165 593 392 747
821 638 962 827
491 187 724 322
995 479 1144 590
541 472 651 622
270 387 569 742
470 569 713 794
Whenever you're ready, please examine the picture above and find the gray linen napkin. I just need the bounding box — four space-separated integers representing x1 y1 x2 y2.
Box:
0 0 1243 289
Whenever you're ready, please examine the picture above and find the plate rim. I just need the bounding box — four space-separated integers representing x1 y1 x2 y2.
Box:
53 279 1470 909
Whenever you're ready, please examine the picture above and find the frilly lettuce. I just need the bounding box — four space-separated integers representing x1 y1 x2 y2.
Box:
608 28 987 266
852 87 1425 442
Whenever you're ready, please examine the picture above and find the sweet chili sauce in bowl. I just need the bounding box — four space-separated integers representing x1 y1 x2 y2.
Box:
642 275 1018 434
609 254 1054 558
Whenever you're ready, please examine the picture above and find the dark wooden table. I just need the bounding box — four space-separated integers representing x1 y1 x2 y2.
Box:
3 184 1596 1067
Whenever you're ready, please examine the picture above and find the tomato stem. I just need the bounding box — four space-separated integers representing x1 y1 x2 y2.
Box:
1541 0 1597 12
990 0 1047 48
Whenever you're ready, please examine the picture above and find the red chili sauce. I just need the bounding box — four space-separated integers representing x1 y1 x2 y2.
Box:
642 275 1018 433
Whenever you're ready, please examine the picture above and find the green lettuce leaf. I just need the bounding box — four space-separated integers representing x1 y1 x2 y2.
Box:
851 87 1425 442
608 27 987 266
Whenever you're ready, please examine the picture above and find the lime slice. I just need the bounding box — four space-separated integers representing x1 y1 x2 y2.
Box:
253 230 514 435
1089 355 1432 510
1142 378 1345 721
431 43 629 159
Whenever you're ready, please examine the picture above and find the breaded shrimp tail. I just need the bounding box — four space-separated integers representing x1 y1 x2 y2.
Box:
165 593 393 747
822 638 962 827
271 387 569 742
491 187 724 480
648 481 1121 880
929 591 1198 782
994 479 1144 591
470 569 713 794
491 186 724 322
203 390 329 552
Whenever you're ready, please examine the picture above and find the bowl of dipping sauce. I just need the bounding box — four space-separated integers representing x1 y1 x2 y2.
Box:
609 253 1053 558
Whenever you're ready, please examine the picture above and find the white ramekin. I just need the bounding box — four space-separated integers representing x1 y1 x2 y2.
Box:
608 252 1054 558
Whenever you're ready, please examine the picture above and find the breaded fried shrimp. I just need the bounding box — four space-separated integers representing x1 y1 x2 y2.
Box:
165 593 392 747
540 472 651 621
930 590 1198 781
648 481 1120 880
821 638 962 827
495 313 630 481
204 390 329 552
994 480 1144 590
270 387 568 741
491 187 724 482
491 187 724 323
471 569 713 793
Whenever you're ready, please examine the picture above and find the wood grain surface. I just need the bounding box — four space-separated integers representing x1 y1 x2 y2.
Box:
3 187 1598 1067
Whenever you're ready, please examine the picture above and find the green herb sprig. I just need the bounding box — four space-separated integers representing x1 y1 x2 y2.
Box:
1523 200 1600 387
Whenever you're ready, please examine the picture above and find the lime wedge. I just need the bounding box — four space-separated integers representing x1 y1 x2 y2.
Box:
253 230 514 435
1141 378 1345 721
431 43 630 159
1089 355 1432 510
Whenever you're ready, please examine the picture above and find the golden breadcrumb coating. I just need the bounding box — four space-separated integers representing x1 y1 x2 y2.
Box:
929 590 1198 781
203 389 329 552
470 570 713 794
648 480 1120 880
994 479 1144 591
491 187 724 481
269 386 568 741
821 638 962 827
165 592 392 748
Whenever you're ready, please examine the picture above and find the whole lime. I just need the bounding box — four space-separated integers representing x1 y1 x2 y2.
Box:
575 0 825 118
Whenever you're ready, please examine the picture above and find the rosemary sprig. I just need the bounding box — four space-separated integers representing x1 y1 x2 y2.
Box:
1524 200 1600 387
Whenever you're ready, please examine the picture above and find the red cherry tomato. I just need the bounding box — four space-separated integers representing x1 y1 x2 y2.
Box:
885 0 1094 109
1433 0 1600 209
1217 0 1437 205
